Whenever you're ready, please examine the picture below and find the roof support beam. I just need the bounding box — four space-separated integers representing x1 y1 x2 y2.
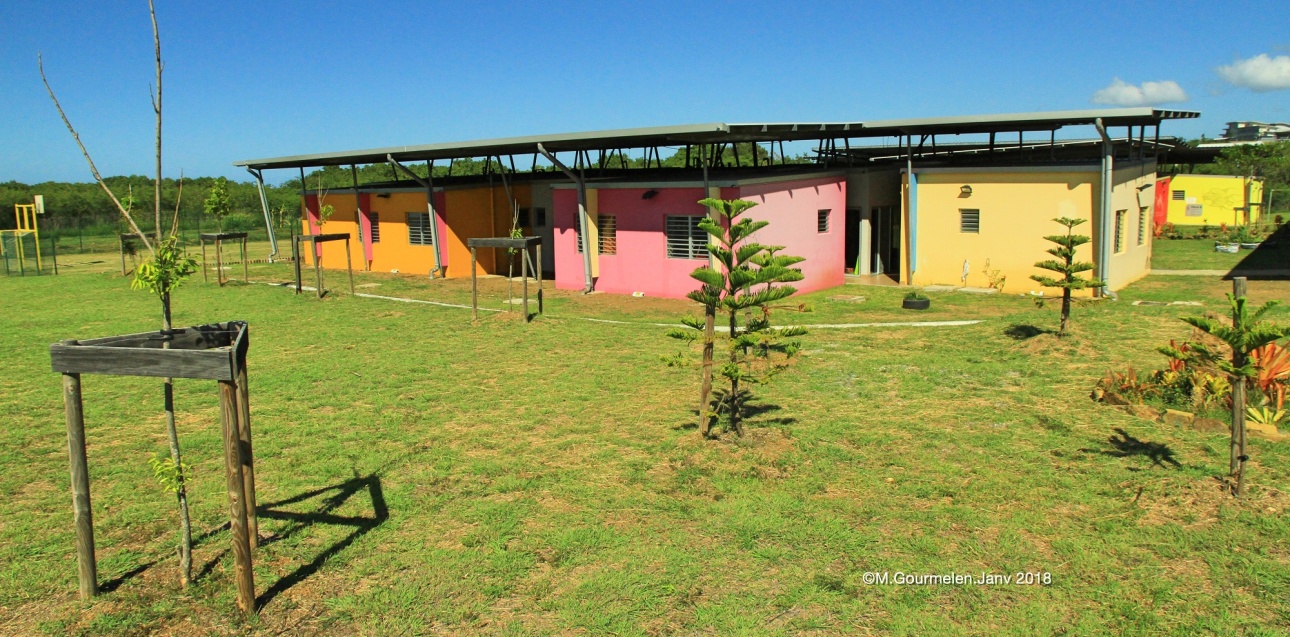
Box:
245 167 278 262
537 143 594 293
1094 118 1114 298
387 155 445 278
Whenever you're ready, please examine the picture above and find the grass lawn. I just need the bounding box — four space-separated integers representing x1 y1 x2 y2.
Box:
1151 235 1290 272
1 265 1288 635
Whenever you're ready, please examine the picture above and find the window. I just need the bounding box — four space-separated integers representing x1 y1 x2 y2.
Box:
1172 190 1185 201
533 207 547 227
1137 208 1147 246
817 209 831 233
666 215 707 259
407 212 433 245
517 208 530 228
575 215 617 255
960 209 980 233
1114 209 1126 253
366 212 380 243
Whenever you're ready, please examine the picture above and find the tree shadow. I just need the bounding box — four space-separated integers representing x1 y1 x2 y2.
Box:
1098 428 1181 468
255 473 388 610
1004 324 1053 340
1227 222 1290 279
98 519 235 593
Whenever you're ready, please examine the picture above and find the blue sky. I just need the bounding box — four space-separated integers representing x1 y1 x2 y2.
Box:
2 0 1288 185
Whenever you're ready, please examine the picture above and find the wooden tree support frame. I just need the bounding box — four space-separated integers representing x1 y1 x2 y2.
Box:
50 321 259 616
466 236 543 322
200 232 250 286
291 233 355 299
118 233 141 277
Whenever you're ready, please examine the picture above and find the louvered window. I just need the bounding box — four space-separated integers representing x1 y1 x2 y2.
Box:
817 209 830 233
666 215 707 259
575 215 617 255
960 209 980 233
1172 190 1185 201
366 212 380 243
407 212 433 245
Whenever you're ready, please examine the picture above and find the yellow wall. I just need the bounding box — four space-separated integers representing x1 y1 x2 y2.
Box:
912 169 1100 295
1105 164 1156 291
1164 174 1263 226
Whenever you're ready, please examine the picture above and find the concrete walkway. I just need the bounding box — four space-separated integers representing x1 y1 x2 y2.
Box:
265 282 983 330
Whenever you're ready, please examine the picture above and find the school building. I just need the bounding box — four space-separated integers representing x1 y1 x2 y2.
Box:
234 107 1204 300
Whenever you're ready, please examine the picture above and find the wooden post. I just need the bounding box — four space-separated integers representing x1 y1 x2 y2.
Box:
471 247 479 320
236 361 258 549
215 237 225 287
62 370 98 600
521 245 530 322
293 235 302 295
536 243 543 315
345 238 355 295
1232 276 1248 495
314 241 324 299
218 380 256 615
201 238 208 283
121 235 128 277
241 236 249 283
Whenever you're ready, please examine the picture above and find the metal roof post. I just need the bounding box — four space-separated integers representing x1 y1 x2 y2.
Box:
386 155 445 277
349 165 368 270
537 143 594 293
1094 118 1114 297
245 168 278 262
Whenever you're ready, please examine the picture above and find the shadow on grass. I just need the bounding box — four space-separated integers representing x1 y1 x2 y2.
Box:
1004 324 1053 340
255 474 389 610
675 390 798 433
98 519 236 593
1228 223 1290 279
1099 428 1181 469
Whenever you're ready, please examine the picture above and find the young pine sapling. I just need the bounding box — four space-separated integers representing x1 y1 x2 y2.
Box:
1030 217 1104 337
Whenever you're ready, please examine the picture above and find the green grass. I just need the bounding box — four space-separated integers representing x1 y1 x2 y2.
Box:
1 267 1288 635
1152 236 1290 271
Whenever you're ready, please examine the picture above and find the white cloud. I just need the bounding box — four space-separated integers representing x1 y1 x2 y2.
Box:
1217 54 1290 92
1091 78 1189 106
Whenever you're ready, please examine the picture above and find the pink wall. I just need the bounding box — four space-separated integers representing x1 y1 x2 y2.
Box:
737 176 847 295
553 176 846 299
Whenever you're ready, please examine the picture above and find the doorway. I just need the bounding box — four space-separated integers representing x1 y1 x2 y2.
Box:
870 205 901 278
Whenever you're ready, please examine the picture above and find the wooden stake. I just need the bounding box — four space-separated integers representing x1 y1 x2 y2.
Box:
314 243 324 299
536 244 543 315
1232 276 1248 495
241 236 248 283
200 238 207 283
215 237 225 287
471 247 478 320
62 371 98 599
218 380 255 615
292 235 302 295
236 362 258 548
521 245 529 321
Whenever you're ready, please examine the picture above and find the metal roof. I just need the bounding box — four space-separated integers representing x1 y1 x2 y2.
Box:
233 107 1199 171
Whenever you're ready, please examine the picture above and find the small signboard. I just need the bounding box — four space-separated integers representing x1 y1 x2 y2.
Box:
1185 204 1203 217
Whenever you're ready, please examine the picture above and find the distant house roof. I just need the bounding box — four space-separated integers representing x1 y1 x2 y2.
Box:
234 107 1199 171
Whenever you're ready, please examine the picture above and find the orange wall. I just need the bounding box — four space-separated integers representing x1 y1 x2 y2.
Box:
300 184 533 278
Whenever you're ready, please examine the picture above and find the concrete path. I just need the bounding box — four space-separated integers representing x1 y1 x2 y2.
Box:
265 282 983 330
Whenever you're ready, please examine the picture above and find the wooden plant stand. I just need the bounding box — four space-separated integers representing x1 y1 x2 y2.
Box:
49 321 260 616
200 232 249 286
291 233 355 299
466 236 543 322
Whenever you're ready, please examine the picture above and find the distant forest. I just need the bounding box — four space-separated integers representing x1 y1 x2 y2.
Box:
0 145 804 235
